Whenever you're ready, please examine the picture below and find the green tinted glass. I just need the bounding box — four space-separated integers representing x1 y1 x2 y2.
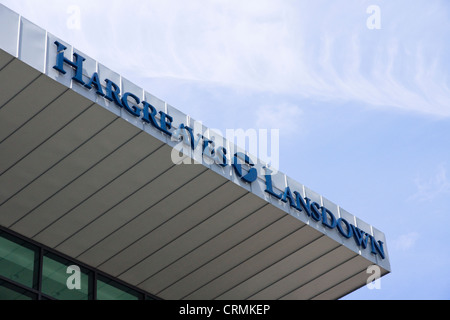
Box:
0 231 154 300
41 254 91 300
97 276 141 300
0 280 36 300
0 234 37 288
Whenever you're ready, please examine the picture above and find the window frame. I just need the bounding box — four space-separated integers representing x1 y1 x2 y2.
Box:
0 226 160 300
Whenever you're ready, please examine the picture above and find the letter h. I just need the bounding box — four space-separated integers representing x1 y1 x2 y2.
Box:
53 41 86 85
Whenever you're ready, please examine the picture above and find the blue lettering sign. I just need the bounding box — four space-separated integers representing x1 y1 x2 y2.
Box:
121 92 141 117
84 72 105 96
261 172 385 258
321 207 337 229
52 41 386 260
336 218 353 238
232 152 257 184
53 41 85 85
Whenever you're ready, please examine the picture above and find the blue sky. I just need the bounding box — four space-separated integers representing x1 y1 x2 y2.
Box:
1 0 449 300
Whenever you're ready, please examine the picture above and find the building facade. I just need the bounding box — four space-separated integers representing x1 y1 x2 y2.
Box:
0 3 390 300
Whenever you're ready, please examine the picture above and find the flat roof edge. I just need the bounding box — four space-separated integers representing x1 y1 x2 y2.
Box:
0 3 391 273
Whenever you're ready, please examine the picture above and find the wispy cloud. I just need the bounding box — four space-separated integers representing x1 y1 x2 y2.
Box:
255 103 304 136
2 0 449 116
410 163 450 202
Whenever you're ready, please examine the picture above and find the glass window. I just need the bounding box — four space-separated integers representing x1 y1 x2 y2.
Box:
41 253 91 300
97 276 141 300
0 233 38 288
0 280 36 300
0 229 156 300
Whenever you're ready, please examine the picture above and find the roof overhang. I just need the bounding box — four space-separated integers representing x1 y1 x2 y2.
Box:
0 4 390 300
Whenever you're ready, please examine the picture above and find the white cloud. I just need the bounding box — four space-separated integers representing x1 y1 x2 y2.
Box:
2 0 449 116
255 103 304 136
410 164 450 202
391 232 420 251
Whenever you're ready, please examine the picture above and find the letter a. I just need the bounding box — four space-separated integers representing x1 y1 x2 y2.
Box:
366 265 381 290
67 5 81 30
66 265 81 290
366 5 381 30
